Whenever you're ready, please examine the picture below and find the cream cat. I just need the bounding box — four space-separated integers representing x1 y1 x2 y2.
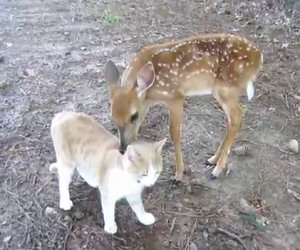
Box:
49 111 166 234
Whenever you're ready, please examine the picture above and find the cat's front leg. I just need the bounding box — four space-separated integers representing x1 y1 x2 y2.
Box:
126 193 155 225
100 192 117 234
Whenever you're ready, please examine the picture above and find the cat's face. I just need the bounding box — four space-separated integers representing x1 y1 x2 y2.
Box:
122 139 166 187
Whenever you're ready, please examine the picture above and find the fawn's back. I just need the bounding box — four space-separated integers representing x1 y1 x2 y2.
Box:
121 33 263 100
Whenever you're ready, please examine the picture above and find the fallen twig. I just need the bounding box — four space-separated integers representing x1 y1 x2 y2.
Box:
165 210 202 218
216 227 248 250
169 217 176 234
184 219 198 250
63 224 73 250
198 123 212 140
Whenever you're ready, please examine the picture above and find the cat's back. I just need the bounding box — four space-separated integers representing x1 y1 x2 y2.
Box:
51 111 118 151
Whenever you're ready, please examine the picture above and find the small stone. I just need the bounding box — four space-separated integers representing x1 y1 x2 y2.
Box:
227 239 238 247
65 51 71 56
74 210 84 219
189 241 198 250
186 184 193 194
208 227 216 234
45 206 57 216
6 42 12 47
63 215 72 222
289 139 299 153
3 236 12 243
224 9 231 15
162 241 169 247
80 46 87 51
23 69 35 77
232 144 250 156
203 230 209 240
0 81 9 89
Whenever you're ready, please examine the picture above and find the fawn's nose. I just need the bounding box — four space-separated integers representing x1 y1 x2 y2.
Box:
118 126 127 154
119 146 125 155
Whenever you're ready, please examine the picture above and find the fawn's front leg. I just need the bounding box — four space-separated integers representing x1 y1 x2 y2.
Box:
166 99 184 184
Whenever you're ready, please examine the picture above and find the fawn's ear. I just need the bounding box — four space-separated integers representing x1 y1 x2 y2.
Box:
136 62 155 96
154 138 167 154
104 60 120 98
104 60 120 85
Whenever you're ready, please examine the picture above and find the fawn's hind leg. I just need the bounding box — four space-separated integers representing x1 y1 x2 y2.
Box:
208 87 242 179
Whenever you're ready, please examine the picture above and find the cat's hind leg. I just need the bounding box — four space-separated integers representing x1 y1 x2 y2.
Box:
57 162 75 210
49 162 58 173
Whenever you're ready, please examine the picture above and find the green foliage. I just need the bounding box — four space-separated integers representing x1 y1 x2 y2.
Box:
242 105 249 116
102 9 120 24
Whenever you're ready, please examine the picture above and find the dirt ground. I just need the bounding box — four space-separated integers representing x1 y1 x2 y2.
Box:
1 0 300 249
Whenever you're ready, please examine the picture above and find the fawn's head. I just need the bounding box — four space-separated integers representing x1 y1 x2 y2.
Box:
104 60 155 153
122 138 166 187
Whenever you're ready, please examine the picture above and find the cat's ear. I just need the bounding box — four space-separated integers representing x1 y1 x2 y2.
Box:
125 145 139 162
154 138 167 154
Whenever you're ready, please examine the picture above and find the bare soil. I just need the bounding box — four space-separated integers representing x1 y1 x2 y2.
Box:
1 0 300 249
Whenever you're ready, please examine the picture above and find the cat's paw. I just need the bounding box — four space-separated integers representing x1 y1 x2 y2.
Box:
104 222 118 234
49 163 58 173
59 199 73 210
138 212 155 225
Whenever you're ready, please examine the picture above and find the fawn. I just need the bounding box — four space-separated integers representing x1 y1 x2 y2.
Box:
104 34 263 183
49 111 166 234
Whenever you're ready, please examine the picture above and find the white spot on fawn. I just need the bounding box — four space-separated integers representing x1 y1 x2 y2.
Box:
159 80 165 86
187 89 212 96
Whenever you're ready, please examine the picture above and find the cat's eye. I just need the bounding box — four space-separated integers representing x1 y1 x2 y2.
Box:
141 170 148 177
130 112 139 123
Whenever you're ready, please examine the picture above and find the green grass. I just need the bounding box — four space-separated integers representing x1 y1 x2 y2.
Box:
242 104 249 116
102 9 120 24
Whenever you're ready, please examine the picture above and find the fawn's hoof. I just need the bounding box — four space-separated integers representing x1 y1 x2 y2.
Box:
209 173 217 180
203 160 215 167
169 178 181 185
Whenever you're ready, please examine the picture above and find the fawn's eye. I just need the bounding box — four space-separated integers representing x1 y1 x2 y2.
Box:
130 112 139 123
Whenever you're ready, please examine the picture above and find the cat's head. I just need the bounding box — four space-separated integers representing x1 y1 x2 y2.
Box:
122 138 167 187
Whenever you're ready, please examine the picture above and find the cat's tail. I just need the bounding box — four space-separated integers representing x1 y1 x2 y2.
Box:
49 163 58 173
